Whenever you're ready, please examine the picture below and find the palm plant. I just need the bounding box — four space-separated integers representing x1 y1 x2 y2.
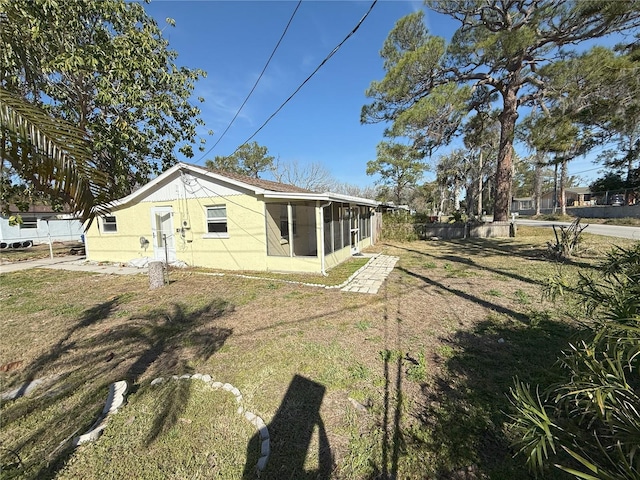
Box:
1 87 111 225
509 243 640 479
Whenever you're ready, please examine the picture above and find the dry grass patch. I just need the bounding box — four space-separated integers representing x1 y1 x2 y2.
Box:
0 242 81 263
1 230 636 479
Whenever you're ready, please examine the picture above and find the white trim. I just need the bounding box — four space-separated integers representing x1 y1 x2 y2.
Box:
262 191 378 207
202 233 230 239
103 163 379 210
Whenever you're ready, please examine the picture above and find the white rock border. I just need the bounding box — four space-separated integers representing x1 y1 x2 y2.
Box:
151 373 270 473
73 380 128 446
195 253 379 290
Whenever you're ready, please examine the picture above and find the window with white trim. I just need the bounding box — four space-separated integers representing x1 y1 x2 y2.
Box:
102 216 117 233
205 205 228 237
20 217 38 229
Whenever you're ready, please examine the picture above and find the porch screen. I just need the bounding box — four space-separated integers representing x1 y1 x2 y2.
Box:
359 207 370 239
265 203 317 257
266 203 288 257
323 206 333 254
293 205 317 257
332 203 342 250
342 206 350 248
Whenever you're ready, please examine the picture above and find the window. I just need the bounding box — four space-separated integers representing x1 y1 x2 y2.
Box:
20 217 38 229
102 216 117 233
205 205 228 237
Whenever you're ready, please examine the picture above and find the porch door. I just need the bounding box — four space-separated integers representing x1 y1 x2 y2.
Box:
350 207 359 255
151 207 176 262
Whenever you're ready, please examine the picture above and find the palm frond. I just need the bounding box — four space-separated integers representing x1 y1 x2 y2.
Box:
0 87 112 225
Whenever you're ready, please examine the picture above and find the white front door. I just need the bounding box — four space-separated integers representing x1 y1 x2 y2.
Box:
151 207 176 263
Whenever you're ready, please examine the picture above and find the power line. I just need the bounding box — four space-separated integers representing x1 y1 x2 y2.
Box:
195 0 303 164
230 0 378 156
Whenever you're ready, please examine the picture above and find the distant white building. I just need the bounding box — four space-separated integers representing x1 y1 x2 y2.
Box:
0 205 83 248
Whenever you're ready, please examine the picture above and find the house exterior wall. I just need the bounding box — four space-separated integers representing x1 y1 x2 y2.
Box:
86 181 324 272
0 217 83 245
86 193 277 270
85 168 375 273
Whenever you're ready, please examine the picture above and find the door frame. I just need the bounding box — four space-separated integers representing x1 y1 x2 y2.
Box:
150 206 176 262
349 206 359 255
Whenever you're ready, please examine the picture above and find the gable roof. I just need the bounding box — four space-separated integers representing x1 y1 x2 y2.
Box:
203 166 313 194
108 162 378 208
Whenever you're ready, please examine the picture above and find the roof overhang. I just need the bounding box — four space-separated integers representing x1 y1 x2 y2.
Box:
262 191 378 207
102 162 379 210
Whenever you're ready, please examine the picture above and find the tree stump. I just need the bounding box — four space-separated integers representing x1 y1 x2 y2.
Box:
149 261 165 289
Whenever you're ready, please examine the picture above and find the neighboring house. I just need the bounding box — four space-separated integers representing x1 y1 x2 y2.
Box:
85 163 380 273
0 204 83 248
511 187 594 212
378 203 412 214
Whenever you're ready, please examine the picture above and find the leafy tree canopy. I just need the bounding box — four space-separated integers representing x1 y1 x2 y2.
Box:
362 1 640 221
205 142 274 179
1 0 206 200
366 141 427 205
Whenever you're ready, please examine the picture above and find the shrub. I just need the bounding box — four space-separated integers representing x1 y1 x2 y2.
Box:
381 212 419 242
509 243 640 479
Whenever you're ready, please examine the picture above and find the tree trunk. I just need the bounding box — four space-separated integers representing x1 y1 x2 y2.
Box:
494 89 518 222
534 159 542 216
453 184 460 211
560 157 568 216
552 162 558 214
477 150 483 216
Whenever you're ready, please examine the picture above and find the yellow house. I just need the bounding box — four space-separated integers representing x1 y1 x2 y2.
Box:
85 163 379 273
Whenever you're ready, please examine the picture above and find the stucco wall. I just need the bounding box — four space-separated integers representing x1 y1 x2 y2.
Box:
86 195 325 272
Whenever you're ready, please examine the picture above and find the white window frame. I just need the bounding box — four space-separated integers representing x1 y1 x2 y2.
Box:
20 217 38 229
102 216 117 233
203 205 229 239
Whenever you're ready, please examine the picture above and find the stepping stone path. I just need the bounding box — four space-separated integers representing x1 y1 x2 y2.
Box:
341 254 399 294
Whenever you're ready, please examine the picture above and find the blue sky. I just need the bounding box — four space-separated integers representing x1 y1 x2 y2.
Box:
142 0 618 189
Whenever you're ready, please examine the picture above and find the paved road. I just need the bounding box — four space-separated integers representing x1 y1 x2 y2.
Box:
516 219 640 240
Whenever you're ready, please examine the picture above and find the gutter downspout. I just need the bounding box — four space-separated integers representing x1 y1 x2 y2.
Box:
319 201 332 276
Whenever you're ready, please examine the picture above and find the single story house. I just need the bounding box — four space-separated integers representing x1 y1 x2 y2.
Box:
85 163 380 273
511 187 593 212
0 204 83 248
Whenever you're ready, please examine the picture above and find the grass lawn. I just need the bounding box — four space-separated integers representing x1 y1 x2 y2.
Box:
0 242 82 263
1 228 636 479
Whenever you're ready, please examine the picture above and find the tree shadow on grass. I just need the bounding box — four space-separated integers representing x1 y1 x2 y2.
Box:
0 297 232 480
411 315 581 479
396 266 531 323
391 239 596 289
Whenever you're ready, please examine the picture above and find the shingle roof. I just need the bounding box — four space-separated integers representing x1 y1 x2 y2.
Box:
187 164 314 194
2 203 72 215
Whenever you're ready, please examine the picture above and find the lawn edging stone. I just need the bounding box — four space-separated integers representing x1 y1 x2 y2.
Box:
73 380 128 446
150 373 270 473
193 253 380 290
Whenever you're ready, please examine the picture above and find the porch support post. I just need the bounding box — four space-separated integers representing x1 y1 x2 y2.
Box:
287 202 293 257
